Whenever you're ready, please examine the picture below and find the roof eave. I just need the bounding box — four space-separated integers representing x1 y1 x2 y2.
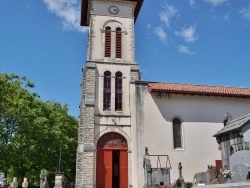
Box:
213 119 250 137
148 89 250 99
80 0 144 26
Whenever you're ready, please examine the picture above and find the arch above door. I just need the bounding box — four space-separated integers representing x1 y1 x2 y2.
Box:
97 132 128 149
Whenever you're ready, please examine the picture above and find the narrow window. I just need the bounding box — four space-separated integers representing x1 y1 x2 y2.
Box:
115 72 122 111
105 26 111 57
173 118 182 149
116 27 122 58
103 71 111 111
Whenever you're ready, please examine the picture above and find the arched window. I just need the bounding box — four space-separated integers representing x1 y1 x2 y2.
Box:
115 71 122 111
116 27 122 58
103 71 111 110
105 26 111 57
173 118 182 149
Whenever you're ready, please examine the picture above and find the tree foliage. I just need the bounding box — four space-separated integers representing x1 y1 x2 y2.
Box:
0 73 78 186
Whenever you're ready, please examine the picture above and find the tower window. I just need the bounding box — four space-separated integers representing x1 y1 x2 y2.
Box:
173 118 182 149
103 71 111 111
105 26 111 57
116 27 122 58
115 72 122 111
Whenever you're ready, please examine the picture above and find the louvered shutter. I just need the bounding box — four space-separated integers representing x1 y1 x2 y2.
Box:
116 28 122 58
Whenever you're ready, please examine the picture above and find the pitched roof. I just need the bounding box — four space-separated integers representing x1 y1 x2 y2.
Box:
213 114 250 137
80 0 144 26
148 82 250 98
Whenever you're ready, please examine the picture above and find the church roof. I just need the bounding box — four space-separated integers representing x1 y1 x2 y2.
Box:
213 114 250 137
148 82 250 98
80 0 144 26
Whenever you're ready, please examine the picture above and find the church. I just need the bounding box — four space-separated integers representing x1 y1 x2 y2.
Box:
75 0 250 187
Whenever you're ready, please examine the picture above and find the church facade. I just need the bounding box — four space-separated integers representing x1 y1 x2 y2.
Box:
75 0 250 187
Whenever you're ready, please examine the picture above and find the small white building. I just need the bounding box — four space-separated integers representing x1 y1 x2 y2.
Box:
214 114 250 181
75 0 250 187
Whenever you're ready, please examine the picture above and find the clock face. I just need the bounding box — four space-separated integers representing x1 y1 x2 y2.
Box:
109 6 119 14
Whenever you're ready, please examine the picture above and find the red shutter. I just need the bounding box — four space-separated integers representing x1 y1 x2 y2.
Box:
105 27 111 57
116 28 122 58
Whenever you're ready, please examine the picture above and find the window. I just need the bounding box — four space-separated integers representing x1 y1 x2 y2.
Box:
115 72 122 111
173 118 182 149
115 27 122 58
105 26 111 57
103 71 111 110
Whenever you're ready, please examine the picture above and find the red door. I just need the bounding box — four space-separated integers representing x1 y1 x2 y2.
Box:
96 149 113 188
104 150 113 188
96 132 128 188
120 150 128 188
96 149 104 188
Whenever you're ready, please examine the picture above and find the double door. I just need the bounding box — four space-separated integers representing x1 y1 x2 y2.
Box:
96 149 128 188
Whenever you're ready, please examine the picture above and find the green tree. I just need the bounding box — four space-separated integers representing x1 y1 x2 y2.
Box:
0 73 78 186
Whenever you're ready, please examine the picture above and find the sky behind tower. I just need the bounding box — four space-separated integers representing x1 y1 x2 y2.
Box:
1 0 250 117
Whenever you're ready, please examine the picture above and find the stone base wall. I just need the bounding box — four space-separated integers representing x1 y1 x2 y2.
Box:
76 63 96 188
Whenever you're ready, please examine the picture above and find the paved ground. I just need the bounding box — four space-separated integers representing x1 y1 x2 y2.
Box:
193 182 250 188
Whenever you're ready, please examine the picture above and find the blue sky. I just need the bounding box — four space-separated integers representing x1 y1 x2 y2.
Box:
1 0 250 117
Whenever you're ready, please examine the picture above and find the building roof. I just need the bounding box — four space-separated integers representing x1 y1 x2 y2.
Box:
148 82 250 98
80 0 144 26
213 114 250 137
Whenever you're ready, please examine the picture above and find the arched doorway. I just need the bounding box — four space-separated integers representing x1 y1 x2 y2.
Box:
96 132 128 188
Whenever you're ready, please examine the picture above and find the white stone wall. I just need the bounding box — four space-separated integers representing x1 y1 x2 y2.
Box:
89 0 136 63
136 86 250 182
95 63 131 115
92 63 140 187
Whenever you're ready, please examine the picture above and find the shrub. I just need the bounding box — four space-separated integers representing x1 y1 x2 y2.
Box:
176 179 182 188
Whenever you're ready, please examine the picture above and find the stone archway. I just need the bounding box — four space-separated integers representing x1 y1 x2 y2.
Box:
96 132 128 188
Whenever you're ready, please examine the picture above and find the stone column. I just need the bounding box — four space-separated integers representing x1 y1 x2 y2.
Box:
76 62 96 188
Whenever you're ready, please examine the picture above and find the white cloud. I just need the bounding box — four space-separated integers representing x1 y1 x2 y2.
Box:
154 26 167 43
42 0 88 32
240 4 250 20
189 0 196 7
178 45 195 55
159 3 178 27
204 0 228 6
224 11 230 21
146 24 152 30
174 25 198 43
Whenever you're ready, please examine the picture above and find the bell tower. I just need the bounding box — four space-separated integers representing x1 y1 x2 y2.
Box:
76 0 144 187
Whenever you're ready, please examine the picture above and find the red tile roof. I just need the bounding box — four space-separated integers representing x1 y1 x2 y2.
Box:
80 0 144 26
148 82 250 98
